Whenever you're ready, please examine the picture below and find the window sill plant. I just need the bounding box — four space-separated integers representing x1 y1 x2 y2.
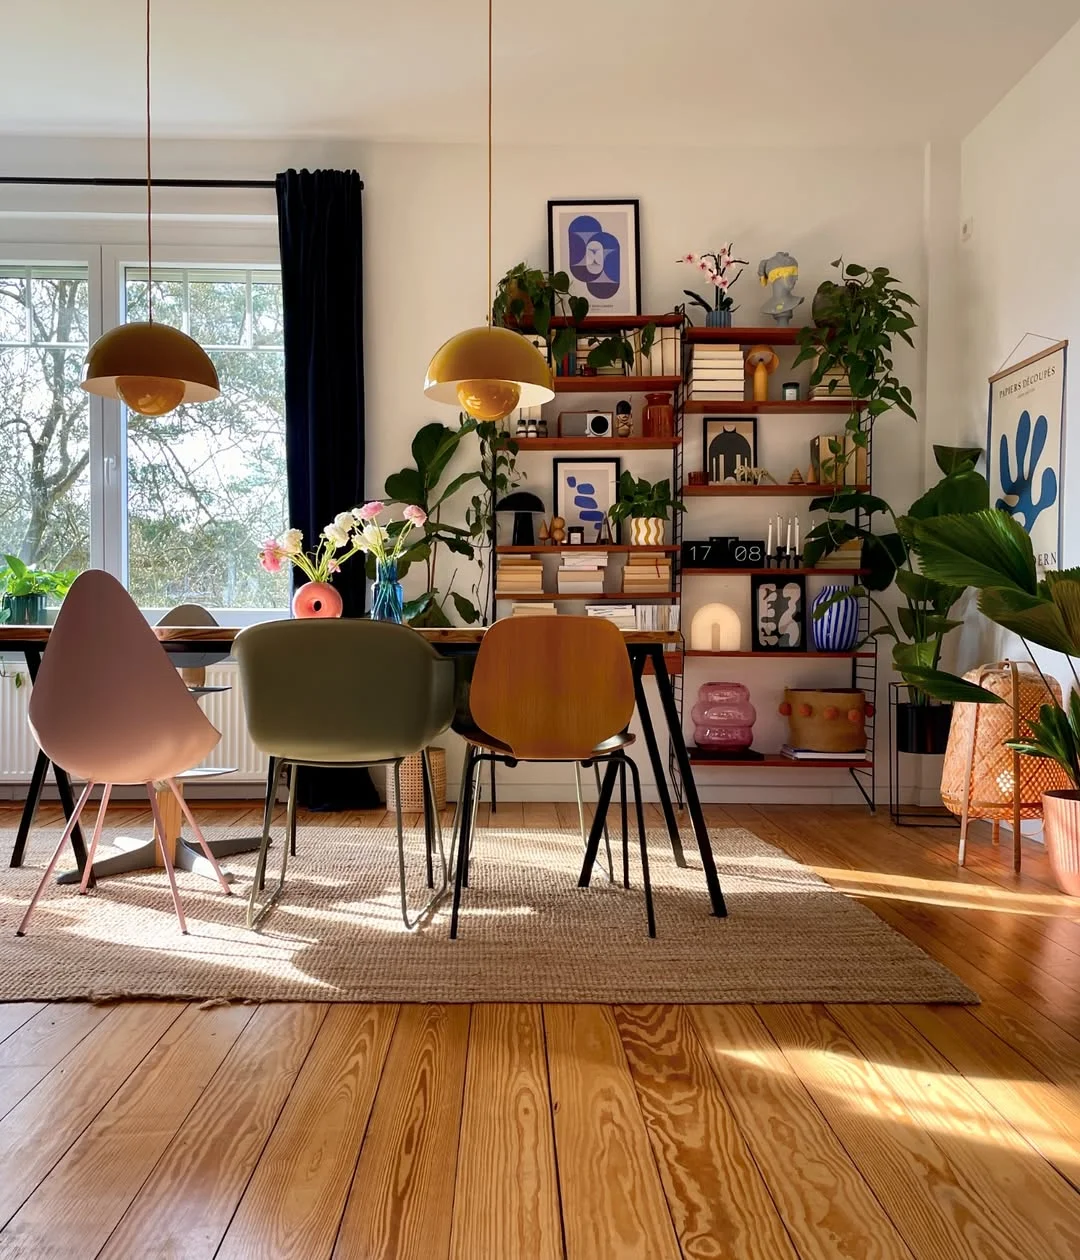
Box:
608 473 684 547
0 555 78 626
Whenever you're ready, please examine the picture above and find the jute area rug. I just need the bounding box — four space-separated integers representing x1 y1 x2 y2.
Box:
0 823 976 1004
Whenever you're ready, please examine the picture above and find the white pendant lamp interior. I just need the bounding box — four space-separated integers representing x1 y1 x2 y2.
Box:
423 0 553 420
80 0 220 418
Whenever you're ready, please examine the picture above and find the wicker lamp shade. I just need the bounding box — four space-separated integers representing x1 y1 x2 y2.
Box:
940 660 1071 869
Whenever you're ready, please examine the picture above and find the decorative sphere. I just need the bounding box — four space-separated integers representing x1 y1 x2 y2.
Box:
865 703 875 717
116 375 186 417
798 703 813 718
824 705 838 720
778 701 792 716
847 707 862 723
455 378 521 420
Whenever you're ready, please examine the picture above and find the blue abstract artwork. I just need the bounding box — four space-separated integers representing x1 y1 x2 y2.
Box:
549 200 639 317
996 409 1057 532
567 215 621 300
554 458 621 542
566 474 604 526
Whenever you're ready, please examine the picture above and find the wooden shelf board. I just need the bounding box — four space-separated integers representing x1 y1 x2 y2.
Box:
495 592 677 602
682 567 868 577
548 314 685 329
685 326 802 345
682 399 862 413
551 375 681 394
681 483 869 497
688 750 871 769
513 436 680 450
497 544 678 554
683 650 874 659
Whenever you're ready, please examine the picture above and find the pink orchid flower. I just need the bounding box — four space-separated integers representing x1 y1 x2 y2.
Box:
402 504 428 527
357 500 384 521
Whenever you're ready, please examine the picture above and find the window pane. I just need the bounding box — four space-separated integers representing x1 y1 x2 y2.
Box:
0 265 91 573
123 265 289 611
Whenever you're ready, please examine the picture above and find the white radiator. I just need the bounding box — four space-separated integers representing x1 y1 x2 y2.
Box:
0 661 267 783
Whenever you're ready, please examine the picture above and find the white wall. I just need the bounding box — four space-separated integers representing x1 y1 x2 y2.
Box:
0 134 932 801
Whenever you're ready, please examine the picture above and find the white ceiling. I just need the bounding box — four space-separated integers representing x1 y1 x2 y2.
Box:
3 0 1079 147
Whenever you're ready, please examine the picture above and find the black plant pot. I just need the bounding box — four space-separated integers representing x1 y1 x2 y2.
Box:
896 701 953 755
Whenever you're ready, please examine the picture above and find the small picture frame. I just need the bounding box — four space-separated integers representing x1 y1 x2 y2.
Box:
548 199 641 317
703 417 757 483
751 574 806 652
567 526 585 545
553 457 622 543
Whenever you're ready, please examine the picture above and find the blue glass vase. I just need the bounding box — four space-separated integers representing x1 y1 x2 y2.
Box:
371 558 404 623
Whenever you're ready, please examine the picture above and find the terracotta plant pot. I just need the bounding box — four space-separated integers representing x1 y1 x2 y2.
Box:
1042 790 1080 896
291 581 343 619
629 517 665 546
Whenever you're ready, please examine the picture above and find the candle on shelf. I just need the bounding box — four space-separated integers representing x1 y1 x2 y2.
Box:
766 518 773 558
794 514 801 555
786 517 792 554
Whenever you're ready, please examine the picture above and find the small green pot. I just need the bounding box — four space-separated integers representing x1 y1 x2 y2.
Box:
3 593 46 625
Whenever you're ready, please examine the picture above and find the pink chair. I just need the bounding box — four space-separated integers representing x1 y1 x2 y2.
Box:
16 569 232 936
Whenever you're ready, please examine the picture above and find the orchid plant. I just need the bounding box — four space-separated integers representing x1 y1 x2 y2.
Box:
258 503 427 584
678 245 748 315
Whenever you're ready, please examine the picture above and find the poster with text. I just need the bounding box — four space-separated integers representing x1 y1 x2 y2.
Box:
987 340 1067 570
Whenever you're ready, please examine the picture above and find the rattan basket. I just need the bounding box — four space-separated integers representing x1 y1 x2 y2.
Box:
385 746 447 812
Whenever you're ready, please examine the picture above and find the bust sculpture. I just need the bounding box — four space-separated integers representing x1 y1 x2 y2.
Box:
758 251 804 325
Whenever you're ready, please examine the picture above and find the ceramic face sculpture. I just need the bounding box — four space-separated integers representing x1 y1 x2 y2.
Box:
758 251 804 325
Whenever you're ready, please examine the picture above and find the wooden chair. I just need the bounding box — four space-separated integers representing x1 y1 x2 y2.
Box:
450 615 654 939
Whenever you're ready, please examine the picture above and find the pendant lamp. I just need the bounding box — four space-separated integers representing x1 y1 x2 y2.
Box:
423 0 552 420
81 0 219 418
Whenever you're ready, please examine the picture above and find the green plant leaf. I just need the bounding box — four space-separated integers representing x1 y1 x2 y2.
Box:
808 490 891 516
383 467 426 507
900 666 1007 705
909 510 1038 594
862 532 905 592
977 587 1077 654
451 591 481 624
933 444 983 476
1047 578 1080 647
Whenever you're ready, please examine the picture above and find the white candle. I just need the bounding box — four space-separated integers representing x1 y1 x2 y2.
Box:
795 515 800 554
767 519 773 556
786 518 792 553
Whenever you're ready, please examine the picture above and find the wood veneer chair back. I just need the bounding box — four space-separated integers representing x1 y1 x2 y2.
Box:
28 569 220 784
469 616 635 761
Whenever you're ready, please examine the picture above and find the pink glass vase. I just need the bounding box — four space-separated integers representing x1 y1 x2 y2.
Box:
291 580 343 618
691 682 756 751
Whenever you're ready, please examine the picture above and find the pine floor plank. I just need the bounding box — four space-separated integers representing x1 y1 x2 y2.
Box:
828 1003 1080 1260
522 801 561 829
0 1005 44 1046
99 1003 328 1260
449 1004 562 1260
615 1004 798 1260
544 1004 680 1260
0 1003 185 1231
216 1004 397 1260
690 1004 914 1260
334 1004 470 1260
0 1004 252 1258
0 1003 111 1121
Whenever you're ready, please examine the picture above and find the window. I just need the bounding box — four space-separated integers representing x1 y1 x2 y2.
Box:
0 264 91 571
0 249 288 617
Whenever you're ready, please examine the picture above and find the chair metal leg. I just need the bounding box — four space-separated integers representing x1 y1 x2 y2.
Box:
592 763 614 884
395 753 450 931
166 779 233 896
10 749 49 869
574 762 586 847
147 782 188 934
78 786 113 895
625 756 656 938
619 761 630 889
248 760 294 930
578 759 620 888
254 756 280 894
16 780 95 936
463 756 482 889
450 747 479 939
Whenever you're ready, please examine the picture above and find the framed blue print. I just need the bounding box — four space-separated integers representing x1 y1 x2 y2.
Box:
553 457 622 544
548 199 641 317
987 339 1067 571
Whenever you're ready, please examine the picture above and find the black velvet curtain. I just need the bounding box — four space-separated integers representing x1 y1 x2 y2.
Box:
276 167 379 809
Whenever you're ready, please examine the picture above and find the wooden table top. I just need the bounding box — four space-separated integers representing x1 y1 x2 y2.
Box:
0 624 683 648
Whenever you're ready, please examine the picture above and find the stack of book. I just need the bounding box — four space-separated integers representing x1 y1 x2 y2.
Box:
495 557 544 598
781 745 866 762
510 601 557 618
687 345 745 403
814 539 864 570
810 366 852 401
622 554 672 594
557 551 608 595
586 604 636 631
634 603 680 631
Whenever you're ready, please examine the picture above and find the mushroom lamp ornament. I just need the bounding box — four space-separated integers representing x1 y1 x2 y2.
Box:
745 345 779 403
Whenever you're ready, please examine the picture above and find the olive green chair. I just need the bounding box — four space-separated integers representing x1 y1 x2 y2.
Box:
233 619 455 930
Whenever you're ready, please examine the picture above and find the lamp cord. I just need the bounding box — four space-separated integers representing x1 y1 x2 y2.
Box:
485 0 493 326
145 0 154 324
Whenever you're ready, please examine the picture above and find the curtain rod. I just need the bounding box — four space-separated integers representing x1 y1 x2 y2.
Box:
0 176 282 189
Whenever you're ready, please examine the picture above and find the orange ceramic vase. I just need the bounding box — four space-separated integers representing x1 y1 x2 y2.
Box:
291 581 343 618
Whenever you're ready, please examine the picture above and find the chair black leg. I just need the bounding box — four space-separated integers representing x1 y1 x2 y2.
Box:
578 759 619 887
619 760 630 889
421 747 435 889
11 749 49 868
256 757 280 893
625 756 656 938
450 747 478 939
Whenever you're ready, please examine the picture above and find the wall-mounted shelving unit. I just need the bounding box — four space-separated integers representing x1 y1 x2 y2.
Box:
682 483 869 498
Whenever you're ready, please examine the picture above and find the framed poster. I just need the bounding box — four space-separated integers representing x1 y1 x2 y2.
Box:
987 339 1067 570
553 457 622 543
703 417 757 483
751 574 806 652
548 199 641 317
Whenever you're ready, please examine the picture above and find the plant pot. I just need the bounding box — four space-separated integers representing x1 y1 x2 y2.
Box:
3 593 46 625
896 701 952 754
629 517 665 546
1042 790 1080 896
291 581 343 619
705 307 732 328
501 283 534 329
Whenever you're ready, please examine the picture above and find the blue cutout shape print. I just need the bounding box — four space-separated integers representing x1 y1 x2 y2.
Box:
567 214 621 300
566 474 604 525
997 409 1058 531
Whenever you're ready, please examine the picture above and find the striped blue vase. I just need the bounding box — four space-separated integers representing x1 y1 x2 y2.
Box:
811 584 860 652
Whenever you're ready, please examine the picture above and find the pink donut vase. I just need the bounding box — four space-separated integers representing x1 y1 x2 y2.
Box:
291 580 343 619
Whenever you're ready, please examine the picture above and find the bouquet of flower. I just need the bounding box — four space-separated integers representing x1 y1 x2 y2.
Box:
258 501 427 582
678 245 748 314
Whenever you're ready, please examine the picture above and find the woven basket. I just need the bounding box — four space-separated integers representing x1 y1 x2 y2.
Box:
940 661 1071 819
385 747 447 812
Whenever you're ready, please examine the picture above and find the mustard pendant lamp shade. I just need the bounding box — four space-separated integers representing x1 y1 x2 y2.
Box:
80 0 219 419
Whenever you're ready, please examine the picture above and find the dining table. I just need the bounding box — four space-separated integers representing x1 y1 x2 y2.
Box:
1 623 727 918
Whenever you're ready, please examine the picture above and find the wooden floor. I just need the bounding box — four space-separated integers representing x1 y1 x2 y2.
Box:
2 801 1080 1259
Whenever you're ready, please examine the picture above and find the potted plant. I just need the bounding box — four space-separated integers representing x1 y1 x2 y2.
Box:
678 245 748 327
794 258 918 478
608 473 685 546
909 508 1080 893
805 446 993 753
0 556 78 625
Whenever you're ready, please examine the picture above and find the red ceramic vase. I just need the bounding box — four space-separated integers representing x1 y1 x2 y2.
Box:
291 581 343 619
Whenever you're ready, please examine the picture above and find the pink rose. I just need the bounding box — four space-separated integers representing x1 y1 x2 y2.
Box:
357 501 384 521
402 504 428 527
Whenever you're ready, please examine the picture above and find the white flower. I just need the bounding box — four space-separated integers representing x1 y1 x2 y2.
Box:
333 511 357 533
323 523 351 549
279 528 303 556
360 522 389 551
